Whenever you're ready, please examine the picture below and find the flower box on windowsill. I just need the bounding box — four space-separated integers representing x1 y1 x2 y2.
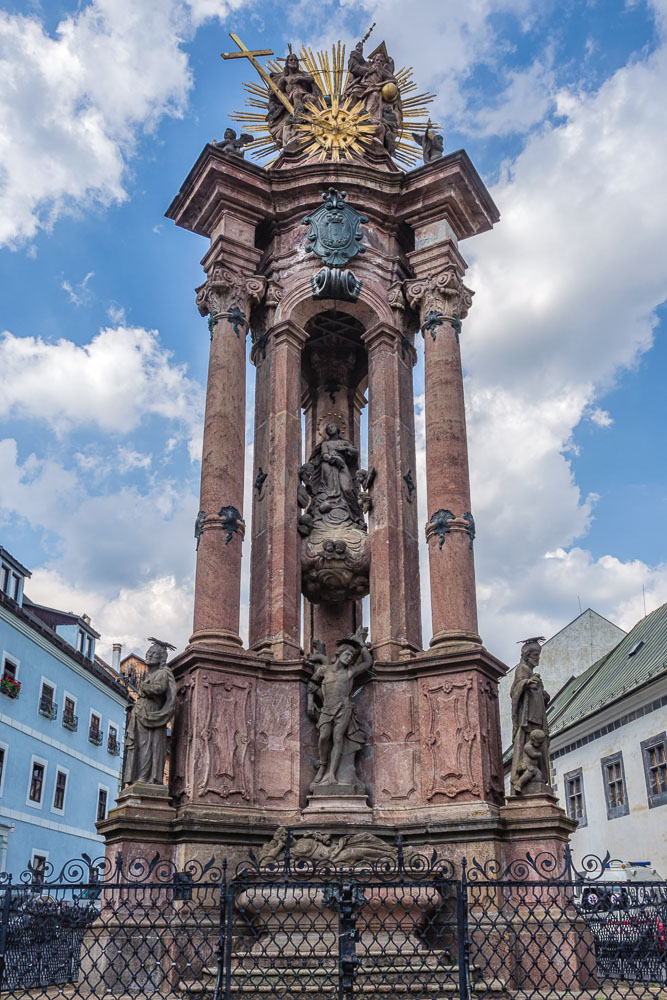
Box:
107 740 120 757
88 731 103 746
39 701 58 721
0 676 20 699
62 713 78 732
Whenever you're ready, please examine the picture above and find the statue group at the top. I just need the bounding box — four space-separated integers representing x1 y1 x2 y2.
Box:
219 31 443 165
270 41 403 155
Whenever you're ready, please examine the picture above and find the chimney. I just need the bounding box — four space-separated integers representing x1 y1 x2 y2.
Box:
111 643 122 673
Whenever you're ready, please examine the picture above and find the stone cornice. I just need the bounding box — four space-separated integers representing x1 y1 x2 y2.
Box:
165 144 273 236
398 149 500 239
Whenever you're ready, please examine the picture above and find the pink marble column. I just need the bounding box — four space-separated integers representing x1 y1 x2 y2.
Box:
363 322 422 660
249 319 306 659
191 270 265 647
406 246 481 649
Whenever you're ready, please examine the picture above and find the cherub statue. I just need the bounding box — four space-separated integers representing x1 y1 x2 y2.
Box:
213 127 254 157
511 728 547 794
356 467 376 515
412 124 444 164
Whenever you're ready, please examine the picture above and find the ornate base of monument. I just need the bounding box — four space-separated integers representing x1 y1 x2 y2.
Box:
102 642 573 877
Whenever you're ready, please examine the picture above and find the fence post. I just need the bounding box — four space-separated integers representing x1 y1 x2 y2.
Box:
338 883 359 1000
457 858 469 1000
0 877 13 993
212 860 227 1000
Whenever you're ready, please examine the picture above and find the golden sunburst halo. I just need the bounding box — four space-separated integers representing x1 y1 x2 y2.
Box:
225 36 438 167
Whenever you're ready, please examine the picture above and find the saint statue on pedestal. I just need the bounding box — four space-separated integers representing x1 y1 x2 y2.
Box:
124 638 177 786
510 639 551 795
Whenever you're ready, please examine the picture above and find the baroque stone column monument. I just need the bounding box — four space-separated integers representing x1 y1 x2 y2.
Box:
100 32 573 870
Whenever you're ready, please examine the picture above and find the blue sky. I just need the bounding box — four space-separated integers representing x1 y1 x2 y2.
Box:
0 0 665 665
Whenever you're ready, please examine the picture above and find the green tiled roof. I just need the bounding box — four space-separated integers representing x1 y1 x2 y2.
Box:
546 601 667 738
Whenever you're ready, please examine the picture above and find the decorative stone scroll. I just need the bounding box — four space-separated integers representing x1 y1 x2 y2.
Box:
196 265 266 336
405 270 473 340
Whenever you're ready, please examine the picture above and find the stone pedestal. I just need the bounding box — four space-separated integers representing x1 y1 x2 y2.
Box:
98 782 176 864
302 793 372 821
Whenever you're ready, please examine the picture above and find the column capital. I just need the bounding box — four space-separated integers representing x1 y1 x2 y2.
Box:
195 266 267 338
404 270 474 340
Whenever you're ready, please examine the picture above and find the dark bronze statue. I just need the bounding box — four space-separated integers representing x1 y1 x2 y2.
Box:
412 125 444 164
124 638 177 786
510 639 551 795
213 127 254 157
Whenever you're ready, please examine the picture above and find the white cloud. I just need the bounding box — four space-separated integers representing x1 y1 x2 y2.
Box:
468 56 555 137
0 325 204 459
0 437 199 657
327 0 544 134
0 0 250 247
588 407 613 428
61 270 95 307
27 568 194 661
456 24 667 662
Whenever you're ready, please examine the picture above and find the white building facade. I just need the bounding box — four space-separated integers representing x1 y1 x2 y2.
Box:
548 603 667 873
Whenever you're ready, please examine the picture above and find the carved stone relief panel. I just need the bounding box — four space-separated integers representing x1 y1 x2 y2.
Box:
255 681 299 805
197 674 254 801
373 682 419 802
170 677 195 806
419 675 480 801
480 678 505 803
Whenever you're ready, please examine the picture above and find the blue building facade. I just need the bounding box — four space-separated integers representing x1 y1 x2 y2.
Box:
0 544 129 879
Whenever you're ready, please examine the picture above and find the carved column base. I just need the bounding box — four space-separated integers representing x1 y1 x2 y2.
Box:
303 793 372 821
427 627 483 651
188 627 244 648
372 637 421 662
251 632 302 659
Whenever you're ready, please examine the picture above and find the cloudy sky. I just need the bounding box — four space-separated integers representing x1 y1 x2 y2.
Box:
0 0 665 666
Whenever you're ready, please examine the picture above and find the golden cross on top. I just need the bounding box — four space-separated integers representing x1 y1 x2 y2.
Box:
221 33 294 114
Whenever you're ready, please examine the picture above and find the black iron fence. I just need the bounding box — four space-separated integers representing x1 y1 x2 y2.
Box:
0 843 665 998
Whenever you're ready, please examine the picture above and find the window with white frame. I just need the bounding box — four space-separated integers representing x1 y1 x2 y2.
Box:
62 694 78 732
28 757 47 807
0 653 20 699
89 711 102 745
0 566 8 594
30 851 48 887
107 723 120 756
0 743 7 796
97 786 109 822
52 768 68 814
39 679 57 720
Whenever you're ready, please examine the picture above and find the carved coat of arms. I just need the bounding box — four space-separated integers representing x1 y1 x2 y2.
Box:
303 188 368 268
